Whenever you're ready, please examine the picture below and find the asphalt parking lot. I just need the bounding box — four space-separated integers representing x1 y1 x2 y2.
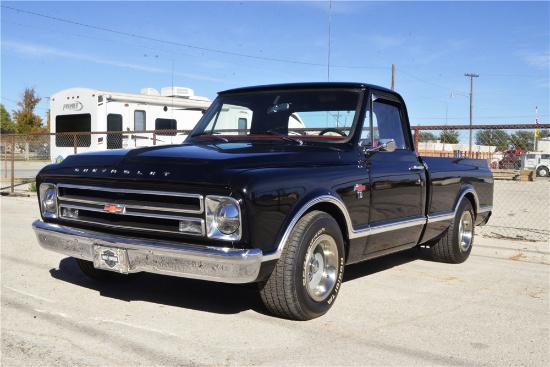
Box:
1 194 549 366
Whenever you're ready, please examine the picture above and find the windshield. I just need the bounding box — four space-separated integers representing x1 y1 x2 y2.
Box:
188 89 361 144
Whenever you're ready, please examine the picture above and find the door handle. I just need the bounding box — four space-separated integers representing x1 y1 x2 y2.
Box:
409 165 425 171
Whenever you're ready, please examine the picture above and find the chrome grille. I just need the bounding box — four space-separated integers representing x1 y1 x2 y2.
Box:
56 184 204 236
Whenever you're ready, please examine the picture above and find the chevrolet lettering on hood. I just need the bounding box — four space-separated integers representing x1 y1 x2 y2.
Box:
32 82 493 321
73 168 170 177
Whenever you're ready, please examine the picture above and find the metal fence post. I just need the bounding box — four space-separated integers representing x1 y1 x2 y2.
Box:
10 135 15 194
3 141 7 178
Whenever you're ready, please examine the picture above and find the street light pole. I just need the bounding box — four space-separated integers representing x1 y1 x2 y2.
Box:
465 73 479 156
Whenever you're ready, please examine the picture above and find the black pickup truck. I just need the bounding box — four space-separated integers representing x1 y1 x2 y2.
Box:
33 82 493 320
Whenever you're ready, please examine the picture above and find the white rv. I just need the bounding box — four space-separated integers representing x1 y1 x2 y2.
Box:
49 87 211 163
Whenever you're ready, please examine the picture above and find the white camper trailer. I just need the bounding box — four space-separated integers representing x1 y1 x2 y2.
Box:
49 87 211 162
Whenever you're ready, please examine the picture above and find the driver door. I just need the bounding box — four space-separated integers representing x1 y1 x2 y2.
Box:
362 93 427 258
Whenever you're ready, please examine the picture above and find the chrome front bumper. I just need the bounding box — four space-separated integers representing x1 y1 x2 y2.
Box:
32 220 263 283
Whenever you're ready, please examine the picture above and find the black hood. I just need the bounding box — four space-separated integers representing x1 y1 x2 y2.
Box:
39 142 354 186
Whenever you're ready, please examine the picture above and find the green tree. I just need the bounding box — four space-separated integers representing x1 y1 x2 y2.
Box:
13 87 44 134
0 104 16 134
509 130 534 150
419 132 438 142
439 129 460 144
475 129 510 152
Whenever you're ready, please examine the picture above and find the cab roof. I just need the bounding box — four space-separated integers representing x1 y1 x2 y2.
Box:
219 82 396 96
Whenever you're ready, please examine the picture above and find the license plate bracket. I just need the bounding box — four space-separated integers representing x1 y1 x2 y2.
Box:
93 246 130 273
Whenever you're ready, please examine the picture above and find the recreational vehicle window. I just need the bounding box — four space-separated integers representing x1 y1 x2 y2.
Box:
238 117 248 135
55 114 92 147
134 110 146 131
107 114 123 149
155 118 177 136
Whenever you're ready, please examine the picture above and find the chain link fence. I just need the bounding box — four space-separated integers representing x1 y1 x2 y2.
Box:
411 124 549 242
2 125 549 242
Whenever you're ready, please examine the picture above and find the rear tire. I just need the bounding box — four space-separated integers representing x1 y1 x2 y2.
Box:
75 258 141 282
259 211 345 320
536 166 549 177
430 199 475 264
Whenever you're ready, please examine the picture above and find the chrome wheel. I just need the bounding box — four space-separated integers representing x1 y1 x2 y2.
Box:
458 210 474 252
305 234 338 302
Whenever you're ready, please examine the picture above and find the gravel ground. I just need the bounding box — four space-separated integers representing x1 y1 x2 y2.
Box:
1 181 549 367
477 179 550 242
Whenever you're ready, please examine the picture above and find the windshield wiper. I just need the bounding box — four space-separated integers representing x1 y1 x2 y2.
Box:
265 129 303 145
190 132 229 142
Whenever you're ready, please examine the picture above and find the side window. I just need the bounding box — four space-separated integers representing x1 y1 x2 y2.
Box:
155 118 177 136
362 98 407 149
134 110 146 131
238 117 248 135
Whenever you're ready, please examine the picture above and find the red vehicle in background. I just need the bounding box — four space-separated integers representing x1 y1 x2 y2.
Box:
499 149 527 169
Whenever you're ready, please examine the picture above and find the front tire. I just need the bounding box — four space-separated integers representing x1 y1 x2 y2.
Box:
259 211 345 320
430 199 475 264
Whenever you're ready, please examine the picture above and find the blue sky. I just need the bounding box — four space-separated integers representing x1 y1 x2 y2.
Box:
1 1 549 142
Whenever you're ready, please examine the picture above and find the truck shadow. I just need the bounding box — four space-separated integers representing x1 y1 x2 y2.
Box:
343 247 429 282
50 257 265 316
49 247 432 316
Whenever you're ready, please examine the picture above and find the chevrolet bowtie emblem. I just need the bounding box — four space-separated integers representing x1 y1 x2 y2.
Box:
104 205 126 214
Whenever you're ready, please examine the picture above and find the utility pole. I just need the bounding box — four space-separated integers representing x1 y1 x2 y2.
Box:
465 73 479 156
391 64 395 90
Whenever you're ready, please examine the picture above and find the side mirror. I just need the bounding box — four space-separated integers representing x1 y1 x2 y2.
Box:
363 139 396 155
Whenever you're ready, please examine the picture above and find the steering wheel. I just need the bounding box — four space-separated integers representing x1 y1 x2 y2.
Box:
318 128 346 136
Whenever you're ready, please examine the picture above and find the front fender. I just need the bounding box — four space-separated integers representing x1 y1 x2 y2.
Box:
230 165 358 258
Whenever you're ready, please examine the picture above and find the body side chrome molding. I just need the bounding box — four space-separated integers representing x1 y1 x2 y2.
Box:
264 186 493 263
262 195 427 262
427 186 493 224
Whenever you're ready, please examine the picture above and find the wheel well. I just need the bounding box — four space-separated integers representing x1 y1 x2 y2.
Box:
304 202 350 261
462 192 478 218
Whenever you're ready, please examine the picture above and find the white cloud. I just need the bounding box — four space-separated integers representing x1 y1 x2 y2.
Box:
522 51 550 70
3 40 167 73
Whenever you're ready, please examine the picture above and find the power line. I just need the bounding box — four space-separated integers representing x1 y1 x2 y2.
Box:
1 6 391 71
396 68 466 93
2 5 327 67
1 20 308 77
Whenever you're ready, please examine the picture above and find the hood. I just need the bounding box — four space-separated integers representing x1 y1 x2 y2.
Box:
38 142 353 186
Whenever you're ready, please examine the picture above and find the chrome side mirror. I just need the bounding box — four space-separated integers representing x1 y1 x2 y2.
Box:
362 139 396 155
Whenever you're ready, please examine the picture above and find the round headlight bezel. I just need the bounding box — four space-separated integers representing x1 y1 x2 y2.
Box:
205 196 241 241
39 183 58 218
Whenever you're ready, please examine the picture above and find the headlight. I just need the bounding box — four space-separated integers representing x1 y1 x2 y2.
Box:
39 183 58 218
205 196 241 240
215 202 240 235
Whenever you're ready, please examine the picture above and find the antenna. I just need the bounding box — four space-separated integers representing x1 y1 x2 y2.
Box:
327 0 332 81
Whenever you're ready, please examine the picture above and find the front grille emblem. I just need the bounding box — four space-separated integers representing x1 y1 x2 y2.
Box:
103 204 126 214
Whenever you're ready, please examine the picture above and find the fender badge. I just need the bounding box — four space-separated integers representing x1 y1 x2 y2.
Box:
104 204 126 214
354 184 365 199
